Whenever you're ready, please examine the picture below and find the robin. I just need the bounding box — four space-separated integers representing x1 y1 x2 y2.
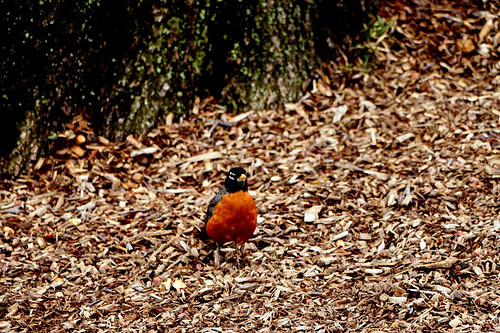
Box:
203 167 257 265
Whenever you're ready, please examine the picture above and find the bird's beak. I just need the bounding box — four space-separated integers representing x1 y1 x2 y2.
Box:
238 174 247 181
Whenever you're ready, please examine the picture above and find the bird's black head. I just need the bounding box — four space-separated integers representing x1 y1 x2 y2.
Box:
224 167 248 193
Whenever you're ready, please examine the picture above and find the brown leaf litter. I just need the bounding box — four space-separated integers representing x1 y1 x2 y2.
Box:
0 0 499 331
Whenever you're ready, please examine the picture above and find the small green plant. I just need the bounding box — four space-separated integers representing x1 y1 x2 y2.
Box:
367 15 392 40
48 132 58 140
352 15 392 72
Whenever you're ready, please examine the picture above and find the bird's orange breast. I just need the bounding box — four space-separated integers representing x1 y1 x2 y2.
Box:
206 191 257 245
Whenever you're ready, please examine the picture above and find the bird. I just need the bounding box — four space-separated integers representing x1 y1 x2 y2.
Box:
203 167 257 266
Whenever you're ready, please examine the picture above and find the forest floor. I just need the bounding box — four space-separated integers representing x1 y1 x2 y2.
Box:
1 1 499 332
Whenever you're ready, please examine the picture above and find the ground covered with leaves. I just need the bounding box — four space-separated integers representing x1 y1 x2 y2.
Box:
1 1 499 332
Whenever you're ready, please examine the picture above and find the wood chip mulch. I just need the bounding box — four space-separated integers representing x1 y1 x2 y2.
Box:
1 1 499 332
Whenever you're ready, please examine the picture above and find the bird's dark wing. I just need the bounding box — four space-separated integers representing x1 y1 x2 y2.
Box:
200 188 226 240
204 187 226 223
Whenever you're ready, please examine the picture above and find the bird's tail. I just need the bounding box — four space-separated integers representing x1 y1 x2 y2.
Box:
198 224 209 241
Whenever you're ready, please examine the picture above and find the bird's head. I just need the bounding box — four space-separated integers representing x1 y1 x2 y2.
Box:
225 167 248 192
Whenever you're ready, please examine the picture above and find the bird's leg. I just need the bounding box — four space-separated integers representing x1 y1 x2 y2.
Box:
214 247 221 267
235 244 240 269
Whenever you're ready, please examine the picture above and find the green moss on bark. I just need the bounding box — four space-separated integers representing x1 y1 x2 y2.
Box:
221 1 316 111
105 0 318 139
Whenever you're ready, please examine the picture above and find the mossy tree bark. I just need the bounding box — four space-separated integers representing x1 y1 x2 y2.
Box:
1 0 375 177
104 1 318 139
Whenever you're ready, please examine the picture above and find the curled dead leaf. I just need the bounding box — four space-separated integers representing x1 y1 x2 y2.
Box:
76 134 86 145
457 38 475 53
304 205 322 223
69 218 82 226
3 226 14 235
172 279 186 291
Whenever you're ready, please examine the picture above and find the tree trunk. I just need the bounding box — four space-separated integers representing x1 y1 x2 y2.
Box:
0 0 376 177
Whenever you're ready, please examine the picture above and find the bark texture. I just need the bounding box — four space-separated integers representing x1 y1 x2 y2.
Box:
0 0 375 177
